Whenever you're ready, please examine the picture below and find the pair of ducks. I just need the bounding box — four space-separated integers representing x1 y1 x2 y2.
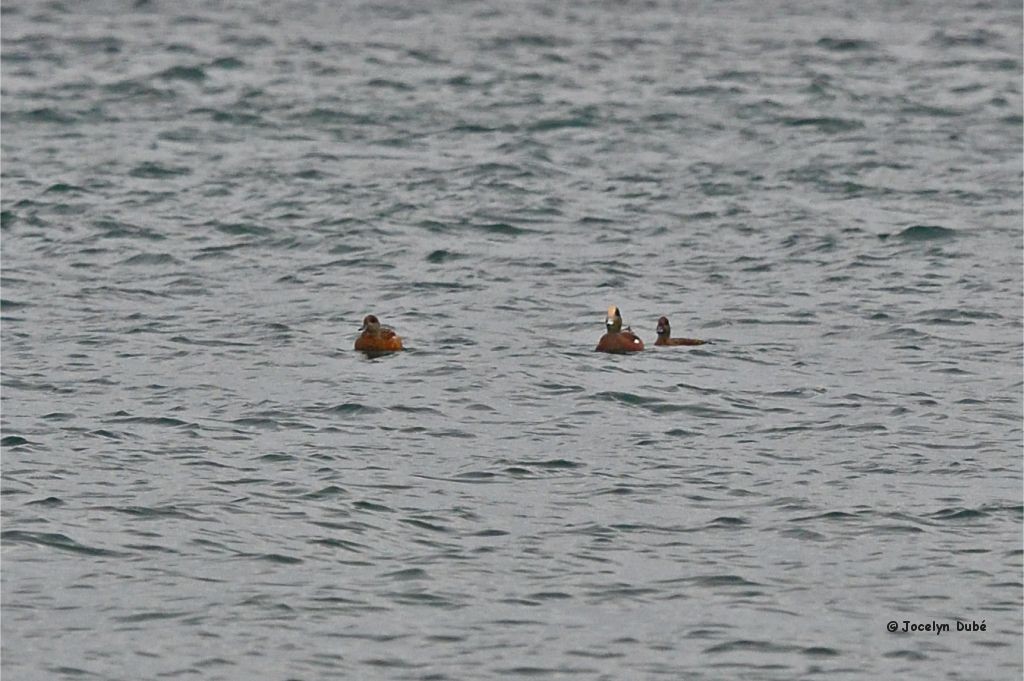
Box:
595 306 705 353
354 306 705 354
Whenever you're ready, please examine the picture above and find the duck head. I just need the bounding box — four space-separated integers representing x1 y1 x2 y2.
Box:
605 306 623 333
360 315 381 335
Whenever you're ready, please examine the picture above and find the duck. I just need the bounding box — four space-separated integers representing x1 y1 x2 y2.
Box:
654 316 706 346
354 314 404 353
595 306 645 353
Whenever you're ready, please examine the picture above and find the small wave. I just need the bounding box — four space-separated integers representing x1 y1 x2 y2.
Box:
591 391 659 407
88 429 123 439
322 403 382 416
529 108 599 132
231 417 281 430
704 639 796 654
383 590 458 609
157 65 207 81
12 108 78 124
207 109 267 126
26 496 65 506
209 221 273 237
888 224 957 241
129 162 191 179
472 529 508 537
453 471 497 481
506 458 582 470
416 219 450 233
669 84 738 97
884 649 928 661
588 585 659 602
106 415 191 427
304 486 348 500
928 28 999 47
870 524 925 534
527 591 572 601
2 530 124 556
425 249 465 264
398 518 450 533
354 500 394 512
114 610 188 624
94 219 165 240
44 182 87 194
409 280 478 292
366 78 413 91
686 575 762 588
170 336 254 347
250 553 303 565
310 537 366 553
256 453 294 462
473 222 531 236
816 37 875 51
81 284 167 299
382 568 429 581
791 511 864 522
915 308 980 325
778 528 827 541
537 382 584 395
487 33 569 50
110 505 200 520
594 486 635 496
209 56 244 70
929 507 989 521
782 116 864 133
294 107 376 126
389 405 444 416
104 78 176 100
450 122 511 133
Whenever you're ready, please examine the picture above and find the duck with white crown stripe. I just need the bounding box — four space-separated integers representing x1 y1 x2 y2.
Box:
595 306 644 353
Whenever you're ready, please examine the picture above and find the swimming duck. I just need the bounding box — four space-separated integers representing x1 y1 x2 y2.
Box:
354 315 404 353
595 306 645 353
654 316 706 346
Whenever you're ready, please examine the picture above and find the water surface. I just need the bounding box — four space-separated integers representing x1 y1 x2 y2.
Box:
2 1 1022 679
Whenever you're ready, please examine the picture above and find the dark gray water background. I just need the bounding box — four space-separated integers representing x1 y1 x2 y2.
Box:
2 1 1022 679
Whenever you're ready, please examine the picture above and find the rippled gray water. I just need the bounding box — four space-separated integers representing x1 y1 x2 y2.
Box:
2 1 1022 679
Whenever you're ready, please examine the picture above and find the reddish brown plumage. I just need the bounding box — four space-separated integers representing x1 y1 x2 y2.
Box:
354 315 404 353
595 306 645 353
654 316 705 347
596 330 645 352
